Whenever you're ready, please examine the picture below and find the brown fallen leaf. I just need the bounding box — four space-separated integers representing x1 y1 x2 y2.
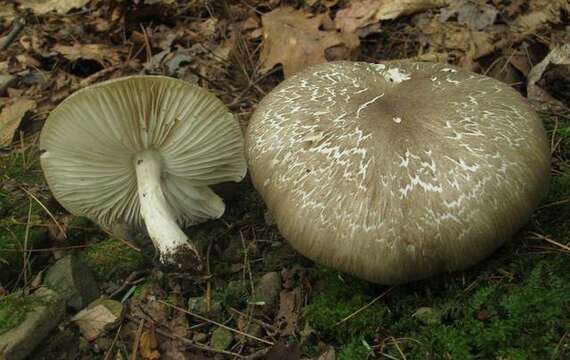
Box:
527 44 570 110
18 0 91 15
0 98 36 147
53 43 121 67
276 288 302 336
335 0 446 33
72 299 124 341
439 0 498 31
512 0 570 32
260 7 359 77
140 326 161 360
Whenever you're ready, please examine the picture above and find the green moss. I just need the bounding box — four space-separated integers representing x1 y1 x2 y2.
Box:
302 250 570 359
304 269 386 343
0 292 39 335
216 280 249 309
380 256 570 359
0 146 44 185
0 224 48 287
80 238 147 281
338 338 372 360
66 216 99 245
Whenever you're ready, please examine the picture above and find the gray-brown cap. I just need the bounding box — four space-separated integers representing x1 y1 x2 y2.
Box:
41 76 246 270
246 61 550 284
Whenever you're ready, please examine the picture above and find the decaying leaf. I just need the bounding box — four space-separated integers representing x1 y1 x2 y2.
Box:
439 0 498 31
527 44 570 109
276 288 302 336
140 327 160 360
335 0 446 33
71 299 124 341
53 43 121 67
18 0 91 15
0 98 36 147
260 7 359 77
512 0 570 32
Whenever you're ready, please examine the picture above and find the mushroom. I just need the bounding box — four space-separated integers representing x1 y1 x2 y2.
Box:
41 76 246 271
246 61 550 284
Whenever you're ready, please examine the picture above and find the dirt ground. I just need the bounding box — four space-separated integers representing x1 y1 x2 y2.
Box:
1 0 570 359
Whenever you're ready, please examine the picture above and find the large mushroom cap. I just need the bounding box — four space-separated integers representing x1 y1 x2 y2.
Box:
246 61 550 284
41 76 246 269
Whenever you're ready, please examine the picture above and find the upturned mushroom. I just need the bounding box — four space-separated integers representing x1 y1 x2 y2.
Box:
246 61 550 284
41 76 246 271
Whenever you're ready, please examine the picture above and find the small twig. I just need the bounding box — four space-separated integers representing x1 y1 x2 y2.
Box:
228 307 279 332
538 197 570 210
1 17 26 51
527 231 570 252
103 324 123 360
110 270 150 299
130 318 144 360
0 244 92 253
19 186 66 239
127 315 249 358
101 228 141 252
158 300 274 346
336 287 394 325
240 231 255 294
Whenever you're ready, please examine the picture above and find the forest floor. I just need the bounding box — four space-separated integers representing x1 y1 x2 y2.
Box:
1 0 570 359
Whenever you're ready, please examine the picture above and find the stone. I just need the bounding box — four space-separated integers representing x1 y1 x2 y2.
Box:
44 255 100 311
187 296 223 319
72 299 124 341
210 327 233 351
250 272 281 316
0 287 65 360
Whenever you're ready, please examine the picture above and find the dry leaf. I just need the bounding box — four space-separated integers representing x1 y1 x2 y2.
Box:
53 44 121 67
260 7 359 77
0 98 35 147
439 0 498 31
18 0 91 15
140 327 160 360
335 0 446 33
512 0 570 32
72 299 124 341
276 288 302 336
527 44 570 109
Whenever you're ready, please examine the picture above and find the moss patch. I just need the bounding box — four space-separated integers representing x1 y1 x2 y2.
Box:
0 292 40 335
0 145 44 185
303 252 570 359
80 238 147 281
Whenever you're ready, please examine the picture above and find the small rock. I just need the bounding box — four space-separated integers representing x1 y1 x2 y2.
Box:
72 299 124 341
250 272 281 316
413 307 441 325
0 287 65 360
238 316 263 345
0 75 16 95
187 296 223 319
44 255 100 311
210 327 233 351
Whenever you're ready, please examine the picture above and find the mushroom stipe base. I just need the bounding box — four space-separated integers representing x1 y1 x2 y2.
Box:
134 150 203 272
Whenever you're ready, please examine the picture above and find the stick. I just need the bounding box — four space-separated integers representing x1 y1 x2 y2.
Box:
1 18 26 51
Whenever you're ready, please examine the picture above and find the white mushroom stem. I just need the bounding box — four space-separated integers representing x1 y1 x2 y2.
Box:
134 150 200 268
